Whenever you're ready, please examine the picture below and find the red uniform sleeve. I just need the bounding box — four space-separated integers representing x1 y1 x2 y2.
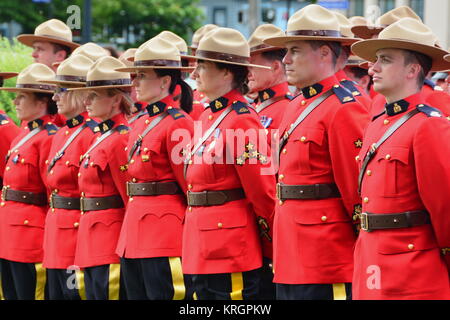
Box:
38 133 56 197
107 133 130 204
413 117 450 271
0 123 20 179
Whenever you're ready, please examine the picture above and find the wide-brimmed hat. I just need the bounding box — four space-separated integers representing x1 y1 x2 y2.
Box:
118 48 138 67
263 4 360 47
116 37 194 72
351 6 421 39
445 54 450 62
346 55 366 67
0 63 56 93
17 19 79 51
0 72 18 80
52 42 110 68
248 24 285 55
69 56 132 91
40 54 94 87
351 18 449 71
183 27 270 69
190 24 219 49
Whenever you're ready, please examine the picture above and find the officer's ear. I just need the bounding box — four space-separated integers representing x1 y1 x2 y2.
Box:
405 62 422 82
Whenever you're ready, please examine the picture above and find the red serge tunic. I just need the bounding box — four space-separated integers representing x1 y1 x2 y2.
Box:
254 82 291 132
182 89 276 274
116 95 194 258
353 93 450 300
274 75 370 284
335 69 372 112
43 112 97 269
74 113 130 268
0 110 20 180
0 115 57 263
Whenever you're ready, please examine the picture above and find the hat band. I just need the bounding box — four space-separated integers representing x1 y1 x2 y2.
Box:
250 44 279 52
16 83 56 91
36 33 72 43
86 79 131 87
56 75 87 82
196 50 249 64
286 30 342 37
134 59 182 67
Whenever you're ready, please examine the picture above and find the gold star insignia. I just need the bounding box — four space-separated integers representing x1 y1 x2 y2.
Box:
120 129 128 134
236 157 245 165
246 143 254 150
141 155 150 162
94 126 100 132
258 154 267 163
119 164 128 172
343 96 353 102
354 139 363 148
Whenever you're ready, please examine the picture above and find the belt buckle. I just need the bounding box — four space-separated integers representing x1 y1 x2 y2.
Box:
49 192 54 209
80 194 85 213
1 185 8 202
186 190 192 206
126 181 130 196
360 212 370 232
276 183 281 200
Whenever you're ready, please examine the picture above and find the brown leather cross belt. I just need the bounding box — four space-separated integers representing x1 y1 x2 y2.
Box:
276 183 341 200
2 187 47 206
49 194 81 210
187 188 245 206
360 210 430 232
80 195 124 212
126 181 182 196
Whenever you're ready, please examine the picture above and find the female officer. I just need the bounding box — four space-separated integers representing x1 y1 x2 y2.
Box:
182 27 276 300
39 54 97 300
0 63 58 300
69 56 132 300
115 37 194 300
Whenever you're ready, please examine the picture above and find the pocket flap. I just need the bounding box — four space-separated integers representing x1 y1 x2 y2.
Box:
292 127 325 146
89 213 123 228
7 211 45 228
141 139 162 155
378 227 437 254
15 151 39 167
197 211 248 231
88 150 109 171
294 207 350 225
139 210 183 221
377 146 410 165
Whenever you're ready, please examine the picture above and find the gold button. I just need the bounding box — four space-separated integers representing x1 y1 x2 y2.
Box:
408 244 414 250
21 158 25 164
321 216 327 222
129 197 133 201
65 160 70 166
355 155 360 161
143 147 149 152
5 166 10 171
124 147 128 151
278 174 284 180
385 154 391 160
81 192 85 197
300 136 306 142
217 222 223 228
78 172 81 177
23 220 29 225
208 115 213 120
145 119 150 124
282 148 287 154
366 170 372 176
188 184 192 190
50 170 54 175
132 178 137 183
51 208 55 213
130 159 135 164
54 189 58 193
65 130 69 135
301 100 306 106
45 160 49 164
264 129 268 135
188 160 193 165
74 222 79 228
167 106 173 110
383 119 390 125
363 197 369 203
279 200 284 205
80 212 84 215
188 206 192 212
90 161 94 167
0 202 5 207
334 84 340 88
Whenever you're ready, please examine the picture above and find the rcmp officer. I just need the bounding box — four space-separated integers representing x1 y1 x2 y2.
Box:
183 27 276 300
247 24 291 299
69 56 132 300
115 37 195 300
0 64 59 300
351 18 450 300
40 54 97 300
264 4 370 300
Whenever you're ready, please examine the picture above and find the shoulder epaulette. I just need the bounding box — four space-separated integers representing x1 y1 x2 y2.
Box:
44 123 58 135
332 85 356 104
416 104 442 117
167 108 185 120
285 94 294 101
340 79 361 96
0 113 10 125
84 118 99 132
232 101 251 114
116 124 130 135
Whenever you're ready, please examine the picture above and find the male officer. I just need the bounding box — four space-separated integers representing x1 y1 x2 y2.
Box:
264 4 370 300
351 17 450 300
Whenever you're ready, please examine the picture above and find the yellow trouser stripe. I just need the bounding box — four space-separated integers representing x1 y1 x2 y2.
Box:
108 264 121 300
230 272 244 300
34 263 46 300
332 283 347 300
168 257 186 300
0 271 4 300
193 292 198 300
75 269 86 300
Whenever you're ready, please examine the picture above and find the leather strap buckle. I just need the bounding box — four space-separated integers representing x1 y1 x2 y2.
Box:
360 212 369 232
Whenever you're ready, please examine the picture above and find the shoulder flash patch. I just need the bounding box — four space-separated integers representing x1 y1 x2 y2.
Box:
232 101 251 114
340 79 361 96
332 85 355 104
416 104 442 117
85 119 99 132
116 124 130 134
285 94 294 101
44 123 58 135
167 108 185 120
0 113 10 125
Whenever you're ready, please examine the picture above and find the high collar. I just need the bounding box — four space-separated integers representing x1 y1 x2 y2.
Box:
66 111 88 128
26 114 53 130
300 75 339 99
146 94 178 117
208 89 246 113
384 92 423 117
134 101 145 112
97 113 127 134
256 82 290 103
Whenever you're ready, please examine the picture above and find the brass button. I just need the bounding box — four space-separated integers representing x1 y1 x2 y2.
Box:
279 200 284 205
188 184 192 190
334 84 340 88
54 189 58 193
74 222 79 228
363 197 369 203
81 192 85 197
129 197 133 201
21 158 25 164
124 147 128 151
77 172 81 177
50 170 54 175
80 212 84 215
300 136 306 142
408 244 414 250
282 148 287 154
90 161 94 167
65 130 69 135
383 119 390 125
45 160 49 164
217 222 223 228
278 174 284 180
385 154 391 160
167 106 173 110
5 166 10 171
366 170 372 176
188 160 193 165
23 220 29 225
65 160 70 166
51 208 55 213
321 216 327 222
301 100 306 106
132 178 137 183
145 119 150 124
143 147 149 152
208 115 213 120
355 155 360 161
130 159 135 164
0 202 5 207
188 206 192 212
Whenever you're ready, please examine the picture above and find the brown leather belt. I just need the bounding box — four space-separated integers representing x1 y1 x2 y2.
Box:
80 195 124 212
276 183 341 200
360 210 430 232
187 188 245 206
126 181 182 197
49 194 81 210
1 186 47 206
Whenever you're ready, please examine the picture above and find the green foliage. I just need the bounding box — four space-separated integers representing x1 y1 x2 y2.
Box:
0 37 33 124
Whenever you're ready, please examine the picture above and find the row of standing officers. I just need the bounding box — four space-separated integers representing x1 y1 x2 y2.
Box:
0 4 449 300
